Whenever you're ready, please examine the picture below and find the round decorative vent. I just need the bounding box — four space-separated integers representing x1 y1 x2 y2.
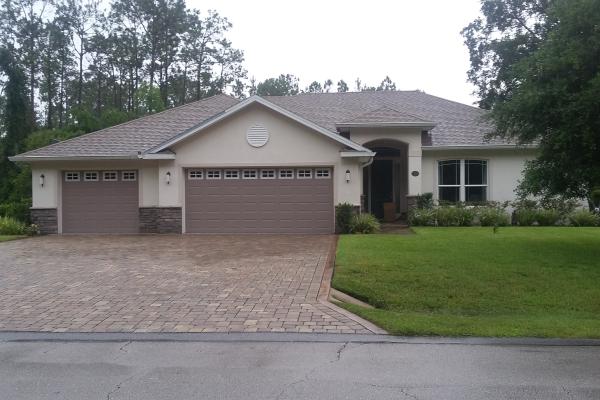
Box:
246 125 269 147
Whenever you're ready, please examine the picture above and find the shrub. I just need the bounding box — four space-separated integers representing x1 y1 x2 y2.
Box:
335 203 355 234
349 213 380 234
415 192 434 209
0 216 28 235
534 209 562 226
514 208 537 226
434 206 475 227
0 198 32 223
408 208 436 226
477 207 511 226
568 210 600 227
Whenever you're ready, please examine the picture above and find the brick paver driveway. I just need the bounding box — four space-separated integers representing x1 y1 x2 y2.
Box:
0 235 373 334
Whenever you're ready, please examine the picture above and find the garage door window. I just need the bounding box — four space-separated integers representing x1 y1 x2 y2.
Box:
315 168 331 179
206 170 221 179
122 171 137 181
260 169 276 179
224 170 240 179
279 169 294 179
65 172 80 182
242 169 258 179
297 169 312 179
188 170 203 179
103 171 118 181
84 171 99 181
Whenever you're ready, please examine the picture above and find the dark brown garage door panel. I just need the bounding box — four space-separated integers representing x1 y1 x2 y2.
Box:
185 170 334 234
62 174 139 233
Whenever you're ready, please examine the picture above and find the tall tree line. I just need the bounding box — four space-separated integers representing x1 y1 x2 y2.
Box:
0 0 247 133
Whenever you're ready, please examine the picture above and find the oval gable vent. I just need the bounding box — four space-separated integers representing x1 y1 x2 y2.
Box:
246 125 269 147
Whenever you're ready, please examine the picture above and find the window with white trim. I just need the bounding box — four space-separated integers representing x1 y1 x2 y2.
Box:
297 169 312 179
315 168 331 179
438 159 487 203
206 170 221 179
122 171 137 181
103 171 118 181
260 169 276 179
242 169 258 179
224 169 240 179
83 171 99 181
188 170 203 179
279 169 294 179
65 172 80 182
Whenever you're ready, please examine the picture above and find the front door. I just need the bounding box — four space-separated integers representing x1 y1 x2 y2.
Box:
370 160 394 219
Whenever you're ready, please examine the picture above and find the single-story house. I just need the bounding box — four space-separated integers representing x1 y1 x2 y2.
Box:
10 91 535 234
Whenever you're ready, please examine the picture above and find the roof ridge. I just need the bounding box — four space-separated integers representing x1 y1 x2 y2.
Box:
17 94 238 157
265 90 421 98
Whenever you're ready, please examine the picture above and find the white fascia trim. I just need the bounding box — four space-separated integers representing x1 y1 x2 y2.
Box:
9 153 175 162
336 121 437 129
147 95 371 154
340 151 376 158
422 144 537 151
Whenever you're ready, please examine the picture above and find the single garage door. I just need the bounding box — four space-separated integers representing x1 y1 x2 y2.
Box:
62 170 139 233
185 167 334 234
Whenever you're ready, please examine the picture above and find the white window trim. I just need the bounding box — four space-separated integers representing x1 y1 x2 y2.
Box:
122 171 137 181
242 169 258 179
83 171 99 182
103 171 118 181
296 169 313 179
278 169 294 179
206 169 222 180
315 168 331 179
260 169 276 179
65 172 80 182
224 169 240 179
188 170 204 180
437 159 488 202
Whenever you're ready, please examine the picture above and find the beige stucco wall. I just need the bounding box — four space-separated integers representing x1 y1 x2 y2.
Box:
349 127 422 195
422 148 536 202
156 103 364 213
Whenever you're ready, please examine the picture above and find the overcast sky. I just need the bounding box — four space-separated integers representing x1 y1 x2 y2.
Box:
190 0 482 105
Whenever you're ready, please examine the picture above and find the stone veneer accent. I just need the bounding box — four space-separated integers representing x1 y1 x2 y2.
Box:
406 195 418 210
30 208 58 234
139 207 182 234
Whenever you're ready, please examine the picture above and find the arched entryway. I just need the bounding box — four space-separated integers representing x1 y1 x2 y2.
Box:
362 139 409 221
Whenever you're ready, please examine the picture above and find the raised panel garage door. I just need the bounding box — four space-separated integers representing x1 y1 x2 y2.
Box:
185 168 334 234
62 171 139 234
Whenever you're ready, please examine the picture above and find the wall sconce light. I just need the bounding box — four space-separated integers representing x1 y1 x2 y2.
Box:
165 171 171 185
39 173 45 187
345 169 351 183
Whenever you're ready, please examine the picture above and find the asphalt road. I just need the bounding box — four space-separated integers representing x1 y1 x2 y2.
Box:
1 334 599 400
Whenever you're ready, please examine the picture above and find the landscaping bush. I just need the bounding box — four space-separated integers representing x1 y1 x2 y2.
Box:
0 216 28 235
434 206 475 227
408 208 436 226
349 213 380 234
415 192 434 209
514 208 537 226
476 207 511 226
568 209 600 227
335 203 354 234
0 198 31 223
534 209 562 226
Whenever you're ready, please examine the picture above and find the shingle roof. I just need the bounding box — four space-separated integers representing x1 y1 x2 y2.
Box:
13 91 501 160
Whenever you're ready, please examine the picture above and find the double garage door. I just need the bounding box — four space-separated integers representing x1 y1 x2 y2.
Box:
62 170 139 234
185 167 334 234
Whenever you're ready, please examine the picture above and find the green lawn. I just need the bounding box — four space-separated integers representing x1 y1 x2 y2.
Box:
0 235 25 242
333 227 600 338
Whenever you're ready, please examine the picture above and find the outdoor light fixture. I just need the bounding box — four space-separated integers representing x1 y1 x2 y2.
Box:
345 169 351 183
165 171 171 184
39 174 45 187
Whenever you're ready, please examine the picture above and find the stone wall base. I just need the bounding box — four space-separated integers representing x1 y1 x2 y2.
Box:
30 208 58 234
139 207 182 234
